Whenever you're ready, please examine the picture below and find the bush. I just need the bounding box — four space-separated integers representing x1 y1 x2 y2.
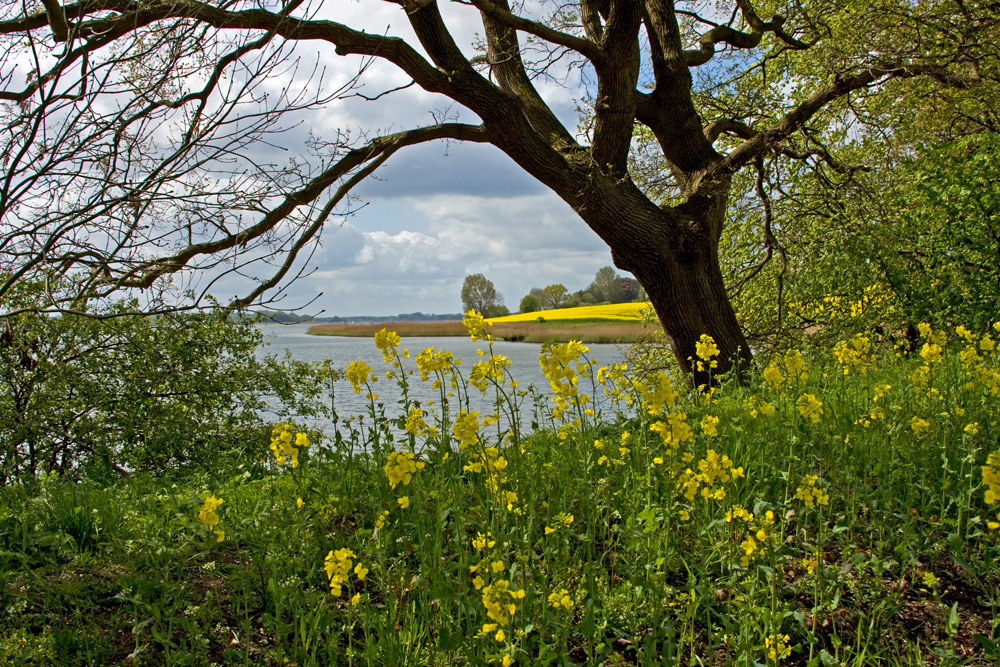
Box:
518 294 540 313
0 285 331 481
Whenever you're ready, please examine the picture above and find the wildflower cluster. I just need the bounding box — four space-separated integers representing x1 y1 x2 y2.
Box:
918 322 947 365
539 340 591 419
677 449 744 502
796 393 823 423
197 495 225 542
953 322 1000 397
544 512 574 535
465 446 518 510
765 633 792 662
472 531 496 551
910 416 931 436
404 406 438 439
727 507 775 566
480 578 525 633
695 333 720 372
637 370 678 416
832 333 873 374
747 394 776 418
469 352 511 392
324 548 367 598
984 451 1000 530
269 422 309 468
463 310 489 342
374 328 402 364
384 450 426 489
415 347 457 388
452 410 481 450
345 360 374 395
547 588 574 610
649 411 694 450
794 475 830 507
763 349 808 391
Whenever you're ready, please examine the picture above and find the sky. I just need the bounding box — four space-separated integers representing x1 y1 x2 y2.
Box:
217 1 621 318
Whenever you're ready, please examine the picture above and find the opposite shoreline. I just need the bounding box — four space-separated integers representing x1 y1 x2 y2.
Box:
306 320 650 344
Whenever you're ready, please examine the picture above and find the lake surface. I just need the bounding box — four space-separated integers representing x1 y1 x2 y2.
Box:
255 323 626 431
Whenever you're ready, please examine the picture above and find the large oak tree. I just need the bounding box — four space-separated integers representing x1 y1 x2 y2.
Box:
0 0 990 381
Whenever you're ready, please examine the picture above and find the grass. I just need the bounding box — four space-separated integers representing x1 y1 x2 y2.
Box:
308 303 653 343
2 322 1000 666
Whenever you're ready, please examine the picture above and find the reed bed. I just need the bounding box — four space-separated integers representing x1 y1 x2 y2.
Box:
308 319 650 344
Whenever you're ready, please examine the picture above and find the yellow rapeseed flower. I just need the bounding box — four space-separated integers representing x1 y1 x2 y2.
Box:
452 410 481 450
784 349 808 381
765 634 792 661
462 310 489 342
796 393 823 423
472 531 496 551
403 406 431 439
695 334 720 371
983 451 1000 506
324 548 358 597
832 334 873 374
345 360 373 394
548 588 574 609
794 475 830 507
488 302 649 323
384 450 426 489
763 363 784 390
374 328 401 363
198 495 223 532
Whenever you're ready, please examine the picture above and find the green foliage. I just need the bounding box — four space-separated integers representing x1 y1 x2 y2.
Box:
3 324 999 664
542 284 568 309
460 274 505 318
722 130 1000 348
588 266 623 304
0 284 332 481
878 133 1000 329
518 293 540 313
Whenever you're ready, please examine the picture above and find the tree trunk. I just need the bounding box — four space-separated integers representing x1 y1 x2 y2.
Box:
631 241 752 385
571 177 752 386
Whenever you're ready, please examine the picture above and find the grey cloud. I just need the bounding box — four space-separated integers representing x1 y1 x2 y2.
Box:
355 142 545 199
288 192 620 316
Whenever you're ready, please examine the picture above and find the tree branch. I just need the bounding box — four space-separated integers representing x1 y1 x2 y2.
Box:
684 1 810 67
590 0 642 177
117 123 490 294
465 0 607 66
705 118 756 144
39 0 71 42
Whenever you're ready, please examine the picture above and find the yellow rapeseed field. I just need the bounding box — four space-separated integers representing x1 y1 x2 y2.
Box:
488 302 651 323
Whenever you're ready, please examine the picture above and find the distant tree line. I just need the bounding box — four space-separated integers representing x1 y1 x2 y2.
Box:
318 312 464 324
461 267 647 317
518 267 646 314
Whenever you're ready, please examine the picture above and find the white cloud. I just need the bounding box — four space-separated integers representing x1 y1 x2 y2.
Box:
292 191 618 316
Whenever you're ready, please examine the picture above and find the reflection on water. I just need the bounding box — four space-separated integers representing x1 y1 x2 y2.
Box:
254 323 626 435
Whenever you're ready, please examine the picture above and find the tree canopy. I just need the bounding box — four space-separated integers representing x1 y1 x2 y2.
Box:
1 0 994 378
461 273 505 317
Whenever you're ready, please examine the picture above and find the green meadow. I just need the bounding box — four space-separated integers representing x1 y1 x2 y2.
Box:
2 314 998 666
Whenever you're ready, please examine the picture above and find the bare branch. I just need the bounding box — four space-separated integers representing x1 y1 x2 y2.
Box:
39 0 71 42
705 118 756 144
465 0 607 66
684 1 811 67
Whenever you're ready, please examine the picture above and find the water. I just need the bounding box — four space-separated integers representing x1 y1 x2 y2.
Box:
255 323 626 431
